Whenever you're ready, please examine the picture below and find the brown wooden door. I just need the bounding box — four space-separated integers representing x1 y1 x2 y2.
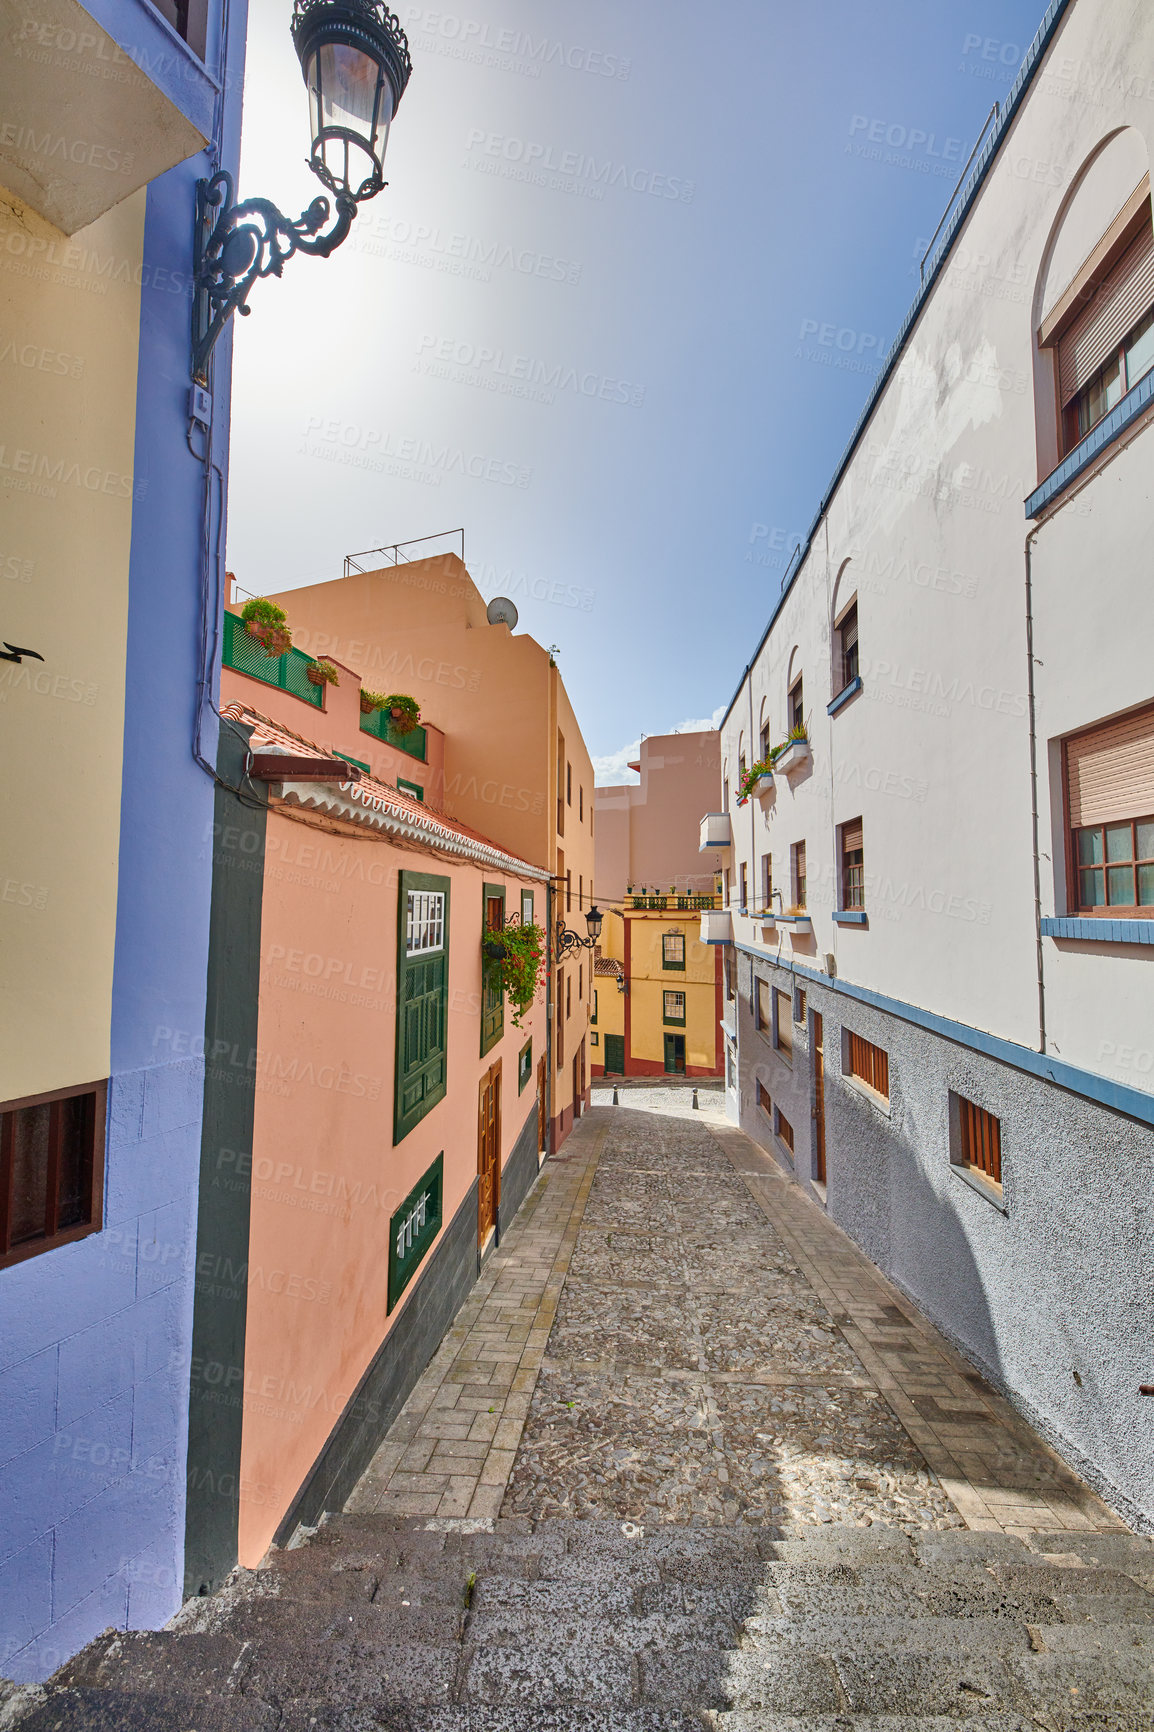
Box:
812 1012 826 1184
536 1055 547 1156
478 1060 501 1247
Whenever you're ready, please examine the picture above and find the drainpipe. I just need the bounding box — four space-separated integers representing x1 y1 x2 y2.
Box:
1025 528 1046 1055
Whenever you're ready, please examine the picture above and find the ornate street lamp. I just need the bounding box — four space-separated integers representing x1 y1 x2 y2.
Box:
192 0 412 381
555 905 604 960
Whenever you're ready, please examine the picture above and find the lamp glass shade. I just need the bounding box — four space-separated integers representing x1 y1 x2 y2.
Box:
585 906 604 941
305 41 393 197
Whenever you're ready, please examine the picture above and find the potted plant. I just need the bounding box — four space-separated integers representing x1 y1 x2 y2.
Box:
241 597 292 658
735 759 774 805
307 659 340 689
383 693 421 734
484 922 545 1028
774 724 811 775
359 688 388 715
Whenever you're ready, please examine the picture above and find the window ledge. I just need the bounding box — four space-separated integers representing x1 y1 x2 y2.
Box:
1041 916 1154 945
832 909 868 926
827 676 863 716
1026 369 1154 518
951 1162 1008 1215
844 1073 891 1118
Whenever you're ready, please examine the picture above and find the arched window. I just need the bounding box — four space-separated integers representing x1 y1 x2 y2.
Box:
830 559 858 699
1035 129 1152 477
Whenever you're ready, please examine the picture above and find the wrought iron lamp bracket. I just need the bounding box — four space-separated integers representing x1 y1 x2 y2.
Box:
192 169 365 381
554 921 597 961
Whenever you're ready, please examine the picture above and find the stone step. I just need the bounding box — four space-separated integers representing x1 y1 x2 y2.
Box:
739 1612 1051 1658
463 1604 739 1652
16 1685 279 1731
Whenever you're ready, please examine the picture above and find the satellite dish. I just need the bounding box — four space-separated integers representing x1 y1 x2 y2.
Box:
486 596 519 629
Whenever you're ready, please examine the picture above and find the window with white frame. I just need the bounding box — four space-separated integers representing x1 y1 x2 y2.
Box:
406 890 445 955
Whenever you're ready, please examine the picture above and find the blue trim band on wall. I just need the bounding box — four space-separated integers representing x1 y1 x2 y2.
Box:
832 910 868 926
827 676 863 716
1026 370 1154 518
1042 916 1154 946
736 941 1154 1130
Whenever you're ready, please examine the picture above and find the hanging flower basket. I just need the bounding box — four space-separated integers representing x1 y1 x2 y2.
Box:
240 597 292 659
484 922 545 1029
307 660 340 688
360 689 388 715
383 694 421 733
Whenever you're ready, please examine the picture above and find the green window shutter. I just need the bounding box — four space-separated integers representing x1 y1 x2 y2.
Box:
397 777 424 802
481 881 505 1057
394 871 451 1144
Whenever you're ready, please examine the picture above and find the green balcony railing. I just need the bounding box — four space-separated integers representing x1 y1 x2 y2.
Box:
359 707 428 762
627 894 718 911
222 611 323 708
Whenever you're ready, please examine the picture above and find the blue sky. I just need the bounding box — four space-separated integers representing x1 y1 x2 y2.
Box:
227 0 1050 779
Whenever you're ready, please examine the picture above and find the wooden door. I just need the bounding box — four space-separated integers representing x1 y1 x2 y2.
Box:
812 1011 826 1183
664 1034 686 1075
477 1060 501 1248
603 1034 625 1075
536 1055 547 1156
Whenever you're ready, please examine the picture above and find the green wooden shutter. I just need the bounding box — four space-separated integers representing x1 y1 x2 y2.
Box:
480 882 505 1057
394 871 451 1144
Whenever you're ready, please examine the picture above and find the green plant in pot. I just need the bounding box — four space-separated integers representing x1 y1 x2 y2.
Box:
383 693 421 734
307 659 340 688
241 597 292 658
484 922 545 1029
736 759 773 805
359 688 388 715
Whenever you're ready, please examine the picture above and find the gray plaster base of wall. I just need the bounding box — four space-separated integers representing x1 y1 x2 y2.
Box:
273 1178 480 1544
499 1103 540 1239
735 951 1154 1532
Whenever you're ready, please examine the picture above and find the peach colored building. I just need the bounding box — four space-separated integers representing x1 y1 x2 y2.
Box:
200 626 550 1567
267 552 596 1150
593 731 723 1079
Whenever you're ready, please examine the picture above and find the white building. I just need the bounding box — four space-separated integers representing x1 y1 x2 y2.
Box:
708 0 1154 1529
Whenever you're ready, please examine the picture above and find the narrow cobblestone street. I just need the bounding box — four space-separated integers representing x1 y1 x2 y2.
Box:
20 1095 1153 1728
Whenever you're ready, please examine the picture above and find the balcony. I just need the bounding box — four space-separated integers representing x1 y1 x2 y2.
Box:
360 708 428 763
223 611 323 709
627 894 718 911
700 908 734 946
699 812 732 852
0 0 214 235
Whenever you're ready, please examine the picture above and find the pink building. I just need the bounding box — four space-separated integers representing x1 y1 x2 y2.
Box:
595 730 721 901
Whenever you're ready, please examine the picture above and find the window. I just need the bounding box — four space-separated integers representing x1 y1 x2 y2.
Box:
521 889 534 925
761 854 773 914
774 990 792 1059
847 1030 889 1100
1065 704 1154 916
579 786 584 821
397 777 424 803
739 751 748 785
795 989 806 1023
757 1081 772 1117
724 950 735 1001
590 1031 599 1047
396 873 450 1142
723 776 730 812
566 974 572 1018
774 1107 795 1154
566 871 572 913
835 600 859 692
953 1094 1002 1189
1055 216 1154 455
579 963 583 1000
662 931 686 970
739 862 748 910
557 975 565 1064
663 990 686 1025
791 841 807 912
578 873 583 912
146 0 208 56
557 731 565 835
518 1040 533 1093
840 819 865 910
755 977 772 1032
760 721 771 763
592 989 598 1025
724 868 732 907
557 848 565 913
0 1083 106 1268
789 676 804 734
567 762 572 805
481 884 506 1057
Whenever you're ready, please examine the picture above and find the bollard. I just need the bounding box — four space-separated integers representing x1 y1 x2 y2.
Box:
612 1086 619 1105
692 1088 699 1110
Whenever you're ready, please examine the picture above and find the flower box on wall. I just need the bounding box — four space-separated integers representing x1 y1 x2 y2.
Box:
777 912 813 936
700 908 734 945
753 774 775 800
774 739 811 777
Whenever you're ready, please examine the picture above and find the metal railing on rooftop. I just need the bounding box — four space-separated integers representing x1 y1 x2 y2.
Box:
344 529 465 577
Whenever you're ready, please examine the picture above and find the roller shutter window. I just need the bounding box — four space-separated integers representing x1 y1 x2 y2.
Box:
1065 704 1154 915
840 818 865 911
1057 215 1154 448
836 601 859 692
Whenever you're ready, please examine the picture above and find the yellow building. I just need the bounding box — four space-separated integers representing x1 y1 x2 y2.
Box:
593 904 721 1077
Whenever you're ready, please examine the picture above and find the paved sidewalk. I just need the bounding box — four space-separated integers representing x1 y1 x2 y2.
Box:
347 1114 604 1521
348 1100 1124 1536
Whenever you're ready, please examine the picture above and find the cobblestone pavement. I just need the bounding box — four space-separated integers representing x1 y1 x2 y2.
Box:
354 1099 1123 1538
